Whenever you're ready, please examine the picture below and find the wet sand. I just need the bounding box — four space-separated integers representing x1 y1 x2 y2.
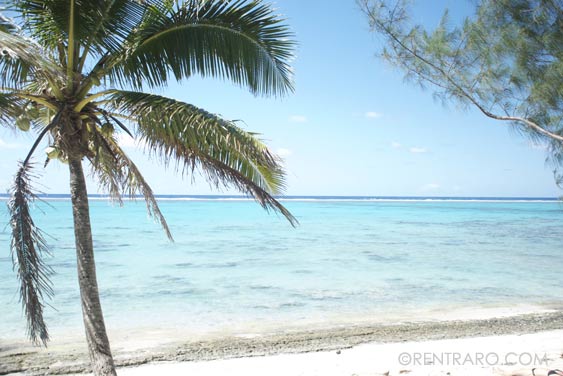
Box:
2 310 563 375
107 329 563 376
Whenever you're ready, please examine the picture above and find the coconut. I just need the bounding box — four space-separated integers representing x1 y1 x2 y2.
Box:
16 116 30 131
45 146 60 159
101 122 114 136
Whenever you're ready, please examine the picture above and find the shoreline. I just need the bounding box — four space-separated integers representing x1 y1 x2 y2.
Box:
3 310 563 375
109 329 563 376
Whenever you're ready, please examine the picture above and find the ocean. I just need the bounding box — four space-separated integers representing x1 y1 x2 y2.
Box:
1 196 563 342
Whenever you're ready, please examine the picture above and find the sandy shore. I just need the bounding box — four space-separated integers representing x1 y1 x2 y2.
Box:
104 329 563 376
2 310 563 375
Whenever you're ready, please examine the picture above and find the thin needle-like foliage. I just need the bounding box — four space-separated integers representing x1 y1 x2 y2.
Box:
359 0 563 183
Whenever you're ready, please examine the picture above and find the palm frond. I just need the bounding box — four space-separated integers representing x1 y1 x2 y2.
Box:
0 30 61 88
0 92 26 128
81 0 158 56
104 0 294 95
108 90 297 225
13 0 67 50
8 162 53 346
15 0 156 52
196 151 297 226
87 122 173 240
0 12 20 34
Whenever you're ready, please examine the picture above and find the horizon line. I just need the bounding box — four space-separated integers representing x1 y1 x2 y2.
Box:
0 193 559 200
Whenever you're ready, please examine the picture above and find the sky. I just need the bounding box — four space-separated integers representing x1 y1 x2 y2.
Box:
0 0 559 198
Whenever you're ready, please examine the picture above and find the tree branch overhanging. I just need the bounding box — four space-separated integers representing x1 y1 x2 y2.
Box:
359 0 563 144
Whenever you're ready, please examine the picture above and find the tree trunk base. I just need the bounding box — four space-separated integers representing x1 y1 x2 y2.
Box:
69 157 117 376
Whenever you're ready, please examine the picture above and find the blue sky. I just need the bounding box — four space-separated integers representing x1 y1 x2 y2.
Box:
0 0 559 197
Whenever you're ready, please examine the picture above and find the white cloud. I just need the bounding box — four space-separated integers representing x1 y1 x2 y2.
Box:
391 141 402 149
0 138 19 149
409 147 428 154
422 183 440 190
365 111 382 119
289 115 307 123
276 148 292 158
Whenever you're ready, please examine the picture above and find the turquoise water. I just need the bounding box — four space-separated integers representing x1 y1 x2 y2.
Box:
1 198 563 341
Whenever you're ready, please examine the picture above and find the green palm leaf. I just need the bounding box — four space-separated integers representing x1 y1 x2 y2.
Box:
0 92 26 128
3 0 296 361
104 0 294 95
0 12 19 34
13 0 148 52
0 30 61 88
8 162 54 346
108 90 297 225
86 123 173 240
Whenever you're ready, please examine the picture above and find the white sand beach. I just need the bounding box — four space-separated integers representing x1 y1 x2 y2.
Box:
77 329 563 376
4 310 563 375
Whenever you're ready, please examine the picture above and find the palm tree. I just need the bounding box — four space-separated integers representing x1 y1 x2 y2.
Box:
3 1 296 374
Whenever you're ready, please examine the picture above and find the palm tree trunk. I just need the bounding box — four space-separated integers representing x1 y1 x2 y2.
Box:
68 157 117 376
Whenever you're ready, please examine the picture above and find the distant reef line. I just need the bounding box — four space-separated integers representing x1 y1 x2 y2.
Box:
0 194 559 202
